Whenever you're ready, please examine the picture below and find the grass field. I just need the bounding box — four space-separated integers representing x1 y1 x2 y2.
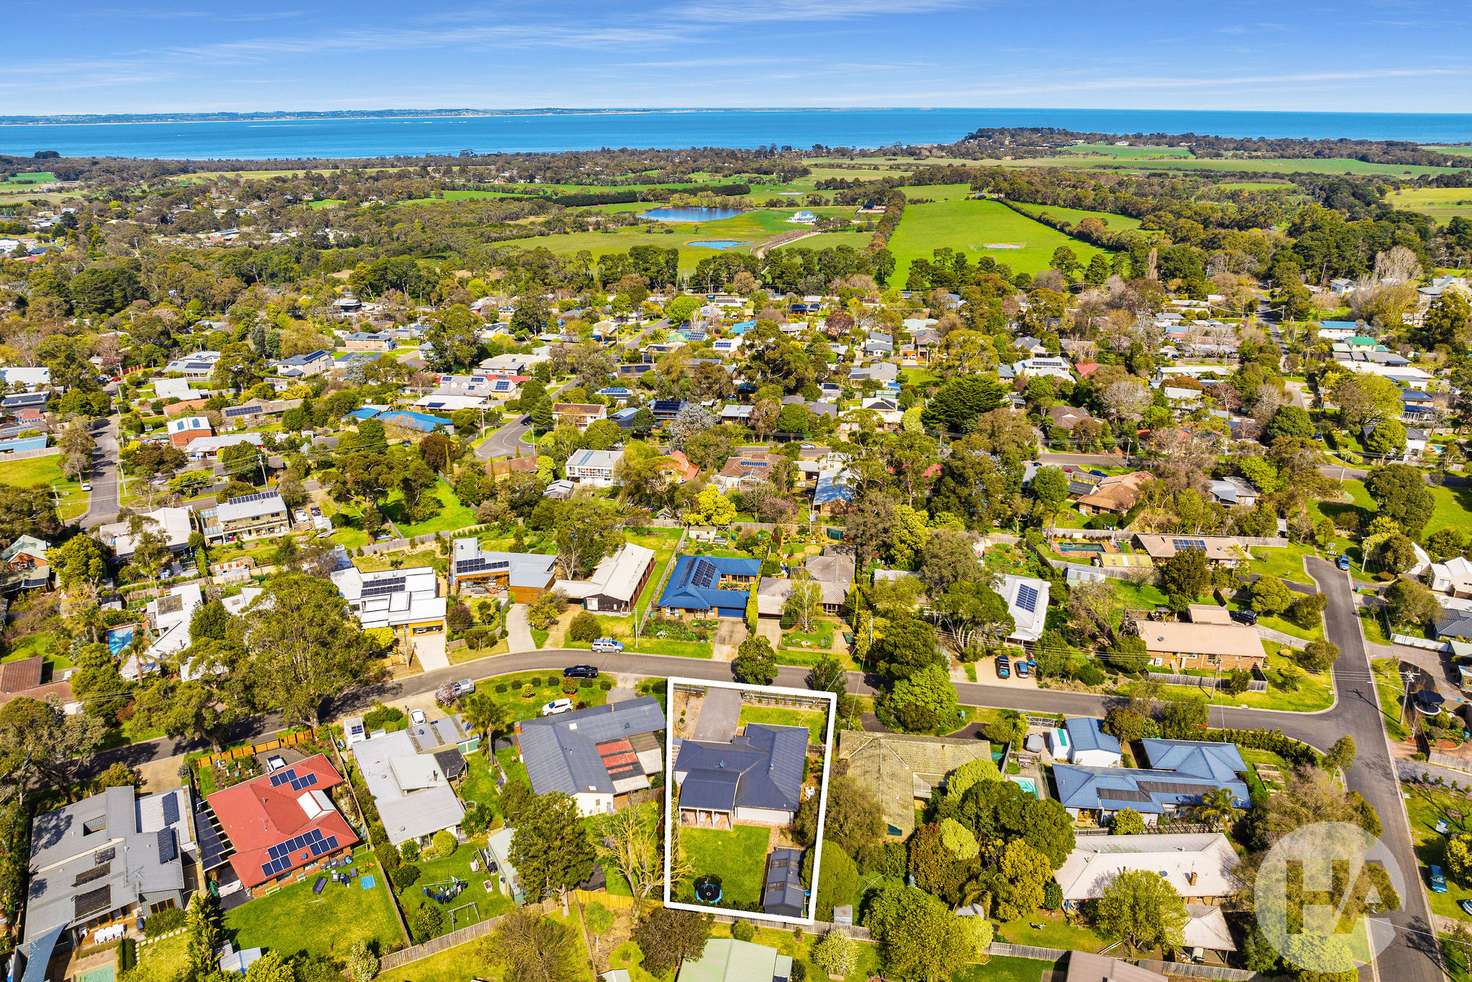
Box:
0 453 87 520
992 155 1466 177
1060 142 1193 159
222 847 403 959
1429 485 1472 540
376 910 592 982
898 182 975 201
1389 187 1472 224
773 230 873 252
385 479 477 537
676 824 770 908
1212 179 1298 190
887 195 1109 281
495 206 855 271
395 836 513 939
1 171 55 185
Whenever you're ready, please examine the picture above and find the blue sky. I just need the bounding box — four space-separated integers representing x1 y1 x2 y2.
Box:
5 0 1471 115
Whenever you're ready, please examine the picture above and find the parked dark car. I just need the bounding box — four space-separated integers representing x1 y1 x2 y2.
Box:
563 664 599 679
1229 609 1258 626
995 655 1011 680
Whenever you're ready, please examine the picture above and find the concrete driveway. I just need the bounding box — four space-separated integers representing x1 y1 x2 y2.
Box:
691 685 741 742
506 604 534 652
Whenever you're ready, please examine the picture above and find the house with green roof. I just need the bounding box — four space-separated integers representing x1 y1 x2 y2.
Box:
676 938 793 982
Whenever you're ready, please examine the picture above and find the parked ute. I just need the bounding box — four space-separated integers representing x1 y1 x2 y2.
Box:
450 679 475 696
591 637 625 653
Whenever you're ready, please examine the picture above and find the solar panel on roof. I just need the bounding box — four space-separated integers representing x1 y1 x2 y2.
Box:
157 828 178 864
226 490 280 506
1016 584 1039 614
269 768 298 787
1173 538 1207 552
690 559 718 589
362 576 406 597
290 772 317 791
75 885 113 919
161 791 179 826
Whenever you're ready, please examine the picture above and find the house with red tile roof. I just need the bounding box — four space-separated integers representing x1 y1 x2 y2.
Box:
204 753 357 895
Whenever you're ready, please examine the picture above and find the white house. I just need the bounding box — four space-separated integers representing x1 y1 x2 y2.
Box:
1430 556 1472 598
1054 833 1240 903
997 573 1049 644
565 448 624 487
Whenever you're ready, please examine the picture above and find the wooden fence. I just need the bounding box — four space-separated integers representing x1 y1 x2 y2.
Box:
376 911 506 971
1147 671 1268 693
198 728 318 769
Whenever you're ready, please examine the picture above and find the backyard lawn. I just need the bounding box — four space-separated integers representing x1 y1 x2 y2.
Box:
738 704 830 746
1247 544 1317 584
995 910 1104 951
386 479 478 537
0 454 87 520
1404 783 1472 922
676 824 770 908
396 837 514 938
376 910 593 982
222 847 404 959
952 956 1052 982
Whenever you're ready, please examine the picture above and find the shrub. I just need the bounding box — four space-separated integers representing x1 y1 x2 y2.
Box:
412 903 444 940
731 920 755 942
567 610 602 644
399 839 421 863
143 906 186 936
425 830 458 861
392 864 422 889
600 678 614 691
1043 879 1063 910
521 683 536 699
1074 661 1107 686
363 703 405 731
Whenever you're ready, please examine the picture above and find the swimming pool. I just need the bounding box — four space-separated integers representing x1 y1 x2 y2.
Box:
1009 776 1040 798
1056 543 1105 555
641 207 742 222
106 626 136 656
78 965 116 982
687 239 745 250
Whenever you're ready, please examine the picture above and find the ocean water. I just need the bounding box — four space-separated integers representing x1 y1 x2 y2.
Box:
2 108 1472 160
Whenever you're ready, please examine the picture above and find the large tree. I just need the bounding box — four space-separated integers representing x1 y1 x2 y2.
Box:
633 907 711 977
508 792 596 903
1096 869 1190 954
1365 463 1435 539
484 909 581 982
238 574 383 724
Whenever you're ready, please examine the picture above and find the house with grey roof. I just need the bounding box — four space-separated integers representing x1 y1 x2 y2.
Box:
351 730 465 846
674 724 808 827
1052 739 1249 826
761 847 807 918
517 697 666 816
448 537 558 601
25 786 194 948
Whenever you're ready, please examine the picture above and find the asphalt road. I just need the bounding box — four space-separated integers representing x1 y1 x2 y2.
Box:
80 415 121 528
89 565 1444 977
474 412 532 461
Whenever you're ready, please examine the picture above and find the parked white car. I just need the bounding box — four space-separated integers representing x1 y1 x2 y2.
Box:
541 698 574 717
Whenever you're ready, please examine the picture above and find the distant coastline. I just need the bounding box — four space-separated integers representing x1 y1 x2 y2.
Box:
5 107 1472 160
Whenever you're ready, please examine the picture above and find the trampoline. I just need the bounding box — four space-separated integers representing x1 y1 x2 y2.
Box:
693 875 723 905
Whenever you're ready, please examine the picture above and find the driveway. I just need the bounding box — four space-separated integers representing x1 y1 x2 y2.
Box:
505 604 534 652
691 685 741 742
412 633 449 672
80 415 121 528
713 619 747 662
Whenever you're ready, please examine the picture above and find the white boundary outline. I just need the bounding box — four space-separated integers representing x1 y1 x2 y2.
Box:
661 676 838 926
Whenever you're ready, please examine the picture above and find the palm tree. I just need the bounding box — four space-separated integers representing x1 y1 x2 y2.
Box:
462 692 513 753
1190 787 1243 831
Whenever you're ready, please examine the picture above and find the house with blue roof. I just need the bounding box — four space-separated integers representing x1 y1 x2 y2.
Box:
674 723 808 826
812 470 855 516
657 556 760 618
1050 717 1122 767
1052 739 1249 826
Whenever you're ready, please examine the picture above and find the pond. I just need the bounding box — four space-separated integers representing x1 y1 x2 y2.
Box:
686 239 745 250
640 207 742 222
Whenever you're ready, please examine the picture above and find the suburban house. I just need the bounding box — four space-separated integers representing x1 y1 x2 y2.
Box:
1047 404 1095 433
130 582 204 679
756 551 855 619
812 470 855 515
331 564 448 668
517 698 666 816
1138 616 1265 672
673 723 808 827
998 574 1049 644
0 535 50 594
204 755 358 899
1048 717 1123 768
198 491 290 545
97 507 194 561
836 731 994 837
565 448 624 487
657 555 761 618
1052 739 1250 826
1208 476 1259 508
343 331 394 352
351 730 466 847
270 349 333 382
1429 556 1472 597
0 655 73 709
1053 832 1240 904
676 938 793 982
1064 953 1167 982
447 538 558 600
713 451 783 491
163 350 221 378
761 847 806 918
23 786 194 951
184 432 264 461
1073 471 1151 515
552 403 607 431
1134 534 1247 567
167 416 212 448
553 542 656 614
